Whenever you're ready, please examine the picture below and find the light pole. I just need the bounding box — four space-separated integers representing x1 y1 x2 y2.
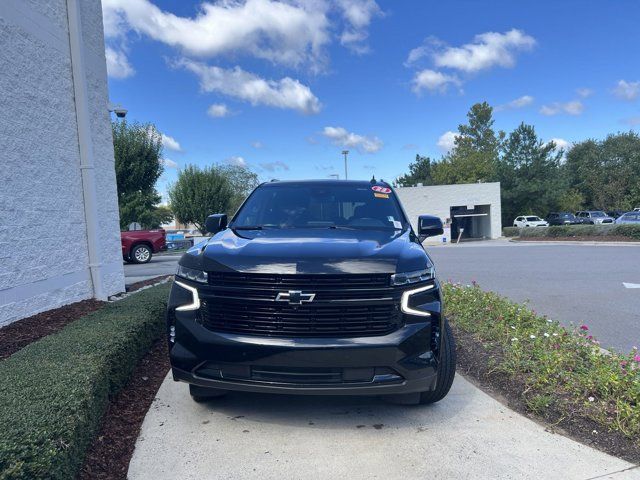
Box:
342 150 349 180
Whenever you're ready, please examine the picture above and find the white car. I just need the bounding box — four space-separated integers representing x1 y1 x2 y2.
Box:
513 216 549 228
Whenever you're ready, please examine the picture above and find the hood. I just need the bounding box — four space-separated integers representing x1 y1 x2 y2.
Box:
181 228 430 275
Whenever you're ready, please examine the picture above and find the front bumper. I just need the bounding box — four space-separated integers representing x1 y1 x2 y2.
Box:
167 280 442 396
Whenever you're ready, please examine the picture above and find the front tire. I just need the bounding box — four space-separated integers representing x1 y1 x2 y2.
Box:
418 317 456 405
130 244 152 264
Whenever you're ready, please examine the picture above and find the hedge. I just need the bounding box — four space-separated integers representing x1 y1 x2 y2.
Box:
502 224 640 240
443 282 640 448
0 283 171 480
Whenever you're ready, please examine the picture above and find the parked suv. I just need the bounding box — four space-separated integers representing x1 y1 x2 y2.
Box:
166 180 456 405
546 212 578 225
513 216 548 227
575 211 614 225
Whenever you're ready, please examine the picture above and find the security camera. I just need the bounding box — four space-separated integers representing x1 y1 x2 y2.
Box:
108 102 128 118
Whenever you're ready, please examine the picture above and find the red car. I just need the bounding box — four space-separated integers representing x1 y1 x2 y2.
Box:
121 229 166 264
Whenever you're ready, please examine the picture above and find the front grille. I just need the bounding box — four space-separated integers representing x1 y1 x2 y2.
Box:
198 272 400 338
200 299 400 337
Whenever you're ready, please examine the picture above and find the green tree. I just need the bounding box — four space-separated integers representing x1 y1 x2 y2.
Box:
168 165 234 234
497 123 565 224
394 155 435 187
218 164 260 214
112 121 164 229
147 205 174 228
431 102 503 184
564 132 640 210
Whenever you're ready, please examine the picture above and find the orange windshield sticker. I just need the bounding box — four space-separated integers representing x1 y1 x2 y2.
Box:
374 192 389 199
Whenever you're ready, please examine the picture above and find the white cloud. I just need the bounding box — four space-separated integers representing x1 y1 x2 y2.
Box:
576 87 594 98
428 29 535 73
412 69 461 94
105 47 134 79
161 158 178 169
495 95 534 111
251 141 264 149
322 126 383 153
437 131 458 152
613 80 640 101
260 161 289 172
225 156 247 167
207 103 231 118
161 133 182 151
336 0 383 54
547 138 572 152
539 101 584 116
102 0 330 70
179 59 321 114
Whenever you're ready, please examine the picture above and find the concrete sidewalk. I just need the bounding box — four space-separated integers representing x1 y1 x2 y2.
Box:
128 374 639 480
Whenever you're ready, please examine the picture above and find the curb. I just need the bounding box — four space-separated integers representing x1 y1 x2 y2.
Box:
509 239 640 246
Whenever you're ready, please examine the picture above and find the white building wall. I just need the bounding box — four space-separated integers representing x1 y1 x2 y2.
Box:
395 183 502 243
0 0 125 326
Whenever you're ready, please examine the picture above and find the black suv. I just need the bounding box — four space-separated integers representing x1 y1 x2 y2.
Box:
166 180 455 405
546 212 579 225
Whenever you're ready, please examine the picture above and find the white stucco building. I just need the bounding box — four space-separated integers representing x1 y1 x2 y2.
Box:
395 183 502 244
0 0 125 326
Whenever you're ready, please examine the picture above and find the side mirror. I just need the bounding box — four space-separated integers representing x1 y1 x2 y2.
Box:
205 214 227 234
418 215 444 241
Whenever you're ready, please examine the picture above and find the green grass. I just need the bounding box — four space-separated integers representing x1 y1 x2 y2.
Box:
444 282 640 445
0 283 171 480
503 224 640 240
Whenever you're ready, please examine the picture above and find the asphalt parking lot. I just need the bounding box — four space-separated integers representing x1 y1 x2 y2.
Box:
427 240 640 353
124 240 640 353
124 254 182 285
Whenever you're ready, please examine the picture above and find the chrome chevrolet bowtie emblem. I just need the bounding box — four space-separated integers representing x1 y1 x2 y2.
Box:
275 290 316 305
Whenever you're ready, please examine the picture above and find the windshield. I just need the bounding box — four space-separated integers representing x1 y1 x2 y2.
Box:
232 184 407 230
526 216 541 221
560 213 575 218
591 211 606 217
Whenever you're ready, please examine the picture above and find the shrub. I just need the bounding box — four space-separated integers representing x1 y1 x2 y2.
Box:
0 283 171 480
502 226 519 237
504 224 640 240
444 283 640 446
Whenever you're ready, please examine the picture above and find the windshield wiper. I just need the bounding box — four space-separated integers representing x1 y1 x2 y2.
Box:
329 225 404 231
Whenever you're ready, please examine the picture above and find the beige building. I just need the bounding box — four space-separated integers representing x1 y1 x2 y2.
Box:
395 182 502 244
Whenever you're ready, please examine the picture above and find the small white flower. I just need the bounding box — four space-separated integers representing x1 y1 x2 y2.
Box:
510 326 516 330
592 430 598 434
552 333 558 337
544 333 550 338
547 319 553 323
530 334 536 339
588 396 595 402
511 338 518 342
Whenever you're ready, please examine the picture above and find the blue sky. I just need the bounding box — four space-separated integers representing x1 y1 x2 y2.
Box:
103 0 640 199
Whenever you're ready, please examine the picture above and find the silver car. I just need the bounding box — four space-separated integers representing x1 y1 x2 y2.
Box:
615 212 640 224
575 211 615 225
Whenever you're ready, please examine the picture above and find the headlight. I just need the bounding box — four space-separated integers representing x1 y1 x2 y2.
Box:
176 265 208 283
391 267 435 286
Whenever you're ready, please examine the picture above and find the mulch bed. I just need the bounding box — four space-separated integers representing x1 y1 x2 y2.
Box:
452 323 640 464
0 298 105 360
79 339 170 480
512 236 639 243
